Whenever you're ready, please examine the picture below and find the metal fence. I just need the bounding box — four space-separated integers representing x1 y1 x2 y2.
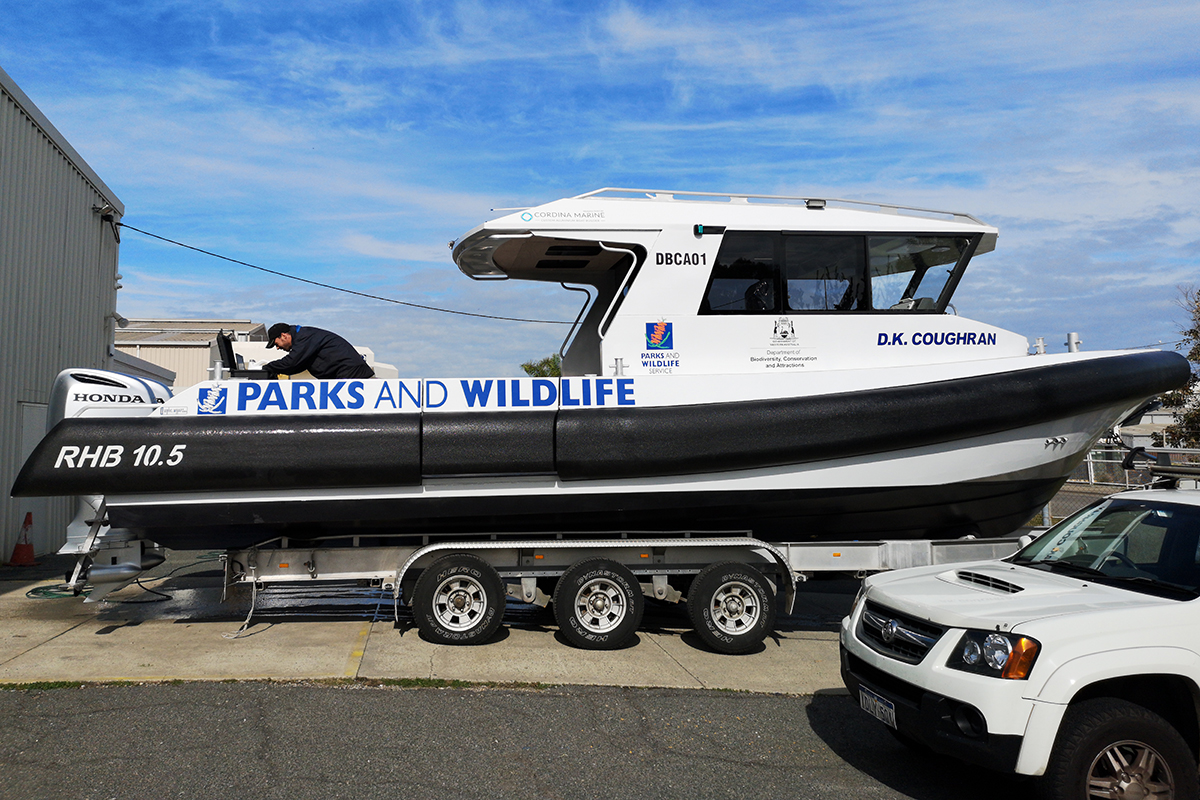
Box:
1040 447 1200 524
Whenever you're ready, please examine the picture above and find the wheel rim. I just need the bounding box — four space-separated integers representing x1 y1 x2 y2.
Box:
709 580 760 636
1087 739 1175 799
573 578 626 633
432 575 488 632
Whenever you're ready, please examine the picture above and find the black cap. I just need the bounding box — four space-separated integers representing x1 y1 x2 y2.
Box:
266 323 291 348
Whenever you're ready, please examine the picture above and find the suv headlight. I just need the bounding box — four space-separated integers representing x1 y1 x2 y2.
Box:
947 631 1040 679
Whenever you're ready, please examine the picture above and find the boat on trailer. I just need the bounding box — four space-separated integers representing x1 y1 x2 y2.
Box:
10 188 1189 651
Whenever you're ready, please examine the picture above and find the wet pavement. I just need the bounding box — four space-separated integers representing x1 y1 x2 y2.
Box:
0 550 856 693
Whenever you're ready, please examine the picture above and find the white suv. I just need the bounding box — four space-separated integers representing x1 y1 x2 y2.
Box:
841 480 1200 799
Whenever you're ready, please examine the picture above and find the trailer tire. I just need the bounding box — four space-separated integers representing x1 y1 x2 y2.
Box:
412 554 504 645
553 558 643 650
687 562 776 654
1039 698 1198 800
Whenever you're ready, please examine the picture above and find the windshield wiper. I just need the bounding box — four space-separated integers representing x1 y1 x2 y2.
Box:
1100 575 1200 599
1038 561 1108 578
1033 562 1200 598
1017 560 1200 598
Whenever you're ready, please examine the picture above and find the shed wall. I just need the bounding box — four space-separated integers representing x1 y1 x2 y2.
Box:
114 345 210 388
1 66 123 557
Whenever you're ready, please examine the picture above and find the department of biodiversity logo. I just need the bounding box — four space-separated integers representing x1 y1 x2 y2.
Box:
771 317 797 342
197 386 227 415
646 321 673 349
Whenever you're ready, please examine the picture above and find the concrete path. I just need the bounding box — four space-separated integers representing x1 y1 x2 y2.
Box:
0 553 852 693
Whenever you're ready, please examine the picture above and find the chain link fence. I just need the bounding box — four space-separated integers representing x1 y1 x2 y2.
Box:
1038 447 1200 525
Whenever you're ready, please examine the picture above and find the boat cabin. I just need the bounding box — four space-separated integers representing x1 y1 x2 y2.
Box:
454 188 1021 377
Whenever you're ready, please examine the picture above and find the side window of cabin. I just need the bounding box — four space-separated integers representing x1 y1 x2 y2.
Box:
869 236 970 311
784 236 866 311
699 233 780 314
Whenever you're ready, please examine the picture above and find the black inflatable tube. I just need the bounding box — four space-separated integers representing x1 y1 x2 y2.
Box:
555 350 1190 480
11 350 1189 497
422 411 556 475
11 414 422 496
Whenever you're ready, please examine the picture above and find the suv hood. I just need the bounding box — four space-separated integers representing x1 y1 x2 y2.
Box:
864 561 1172 630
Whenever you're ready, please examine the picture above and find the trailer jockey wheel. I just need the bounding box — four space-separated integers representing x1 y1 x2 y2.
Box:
553 558 644 650
412 554 505 645
688 562 776 654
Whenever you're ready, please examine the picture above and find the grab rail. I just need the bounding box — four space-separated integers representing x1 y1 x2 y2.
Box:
573 187 986 226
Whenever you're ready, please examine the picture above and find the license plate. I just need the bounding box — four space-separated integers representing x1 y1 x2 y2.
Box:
859 686 897 729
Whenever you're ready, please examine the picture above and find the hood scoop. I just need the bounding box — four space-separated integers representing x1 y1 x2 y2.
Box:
955 570 1025 594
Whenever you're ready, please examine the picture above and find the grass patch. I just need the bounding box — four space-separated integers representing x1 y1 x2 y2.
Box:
0 677 555 692
354 677 553 691
0 681 86 691
372 677 473 689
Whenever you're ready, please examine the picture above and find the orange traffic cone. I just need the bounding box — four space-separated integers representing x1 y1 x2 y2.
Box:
8 512 39 566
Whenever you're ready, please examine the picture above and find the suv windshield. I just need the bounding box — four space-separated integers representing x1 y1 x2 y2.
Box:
1010 498 1200 597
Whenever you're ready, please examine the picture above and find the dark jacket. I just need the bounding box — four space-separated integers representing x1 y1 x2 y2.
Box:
263 326 375 380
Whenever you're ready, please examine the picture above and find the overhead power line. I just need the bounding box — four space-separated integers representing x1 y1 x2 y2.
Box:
116 223 573 325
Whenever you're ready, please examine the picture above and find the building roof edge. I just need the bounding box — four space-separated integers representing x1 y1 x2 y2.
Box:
0 62 124 216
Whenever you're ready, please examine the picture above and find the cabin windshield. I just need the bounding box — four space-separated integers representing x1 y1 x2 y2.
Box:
700 232 976 315
869 236 971 311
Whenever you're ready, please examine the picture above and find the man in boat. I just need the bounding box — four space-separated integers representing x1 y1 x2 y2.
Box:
262 322 376 380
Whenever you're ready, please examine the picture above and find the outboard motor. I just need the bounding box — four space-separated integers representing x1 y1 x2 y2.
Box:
59 495 167 602
43 369 172 600
47 368 171 426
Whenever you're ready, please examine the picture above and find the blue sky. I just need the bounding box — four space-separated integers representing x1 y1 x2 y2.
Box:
3 1 1199 375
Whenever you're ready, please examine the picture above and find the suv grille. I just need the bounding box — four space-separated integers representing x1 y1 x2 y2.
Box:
858 601 946 664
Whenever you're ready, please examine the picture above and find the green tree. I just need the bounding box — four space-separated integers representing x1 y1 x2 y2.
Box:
521 353 561 377
1156 285 1200 447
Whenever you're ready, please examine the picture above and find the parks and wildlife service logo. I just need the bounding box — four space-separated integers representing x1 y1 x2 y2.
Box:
645 321 673 349
197 386 227 415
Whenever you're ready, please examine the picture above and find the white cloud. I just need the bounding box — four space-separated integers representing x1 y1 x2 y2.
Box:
339 233 452 262
5 0 1199 369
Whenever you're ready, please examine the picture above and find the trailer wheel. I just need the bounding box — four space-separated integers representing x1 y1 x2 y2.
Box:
687 562 776 654
553 558 643 650
1039 698 1197 800
412 554 504 645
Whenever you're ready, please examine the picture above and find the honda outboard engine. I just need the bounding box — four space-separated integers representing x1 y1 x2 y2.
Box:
44 369 172 601
47 368 171 426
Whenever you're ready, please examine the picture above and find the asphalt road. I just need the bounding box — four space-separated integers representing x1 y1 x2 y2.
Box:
0 555 1031 798
1 682 1028 800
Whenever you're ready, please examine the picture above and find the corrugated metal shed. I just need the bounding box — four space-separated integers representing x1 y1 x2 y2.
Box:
1 64 124 558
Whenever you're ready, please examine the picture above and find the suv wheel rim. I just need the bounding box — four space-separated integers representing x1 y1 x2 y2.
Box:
1087 739 1173 799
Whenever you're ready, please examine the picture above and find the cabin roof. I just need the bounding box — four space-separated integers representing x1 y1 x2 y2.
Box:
453 188 998 280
